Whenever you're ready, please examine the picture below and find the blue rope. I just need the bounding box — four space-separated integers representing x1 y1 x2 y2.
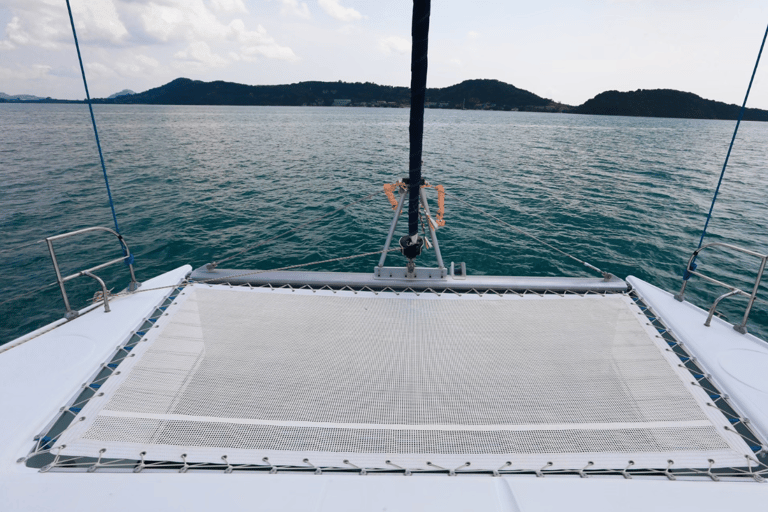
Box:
65 0 122 238
685 23 768 280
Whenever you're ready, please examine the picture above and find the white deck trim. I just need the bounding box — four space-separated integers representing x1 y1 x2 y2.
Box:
628 275 768 448
95 410 715 432
0 265 191 472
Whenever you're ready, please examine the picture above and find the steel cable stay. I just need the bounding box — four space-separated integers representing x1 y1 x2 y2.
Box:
0 281 60 308
686 23 768 279
443 190 610 279
1 185 614 307
208 187 385 269
65 0 134 275
117 246 405 296
0 239 46 256
0 189 387 309
64 0 120 237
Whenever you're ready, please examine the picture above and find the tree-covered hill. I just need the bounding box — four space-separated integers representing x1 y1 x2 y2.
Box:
573 89 768 121
98 77 563 111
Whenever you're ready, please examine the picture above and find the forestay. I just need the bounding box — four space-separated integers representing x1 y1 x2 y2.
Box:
56 284 753 471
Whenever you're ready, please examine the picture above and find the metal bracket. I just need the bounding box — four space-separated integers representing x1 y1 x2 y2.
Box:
676 242 767 332
450 262 467 280
374 266 448 280
46 226 139 320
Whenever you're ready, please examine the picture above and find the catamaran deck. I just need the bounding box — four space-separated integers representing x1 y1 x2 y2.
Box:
3 266 768 510
40 280 756 472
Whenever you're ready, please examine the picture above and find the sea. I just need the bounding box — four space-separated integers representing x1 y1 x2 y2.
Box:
1 103 768 345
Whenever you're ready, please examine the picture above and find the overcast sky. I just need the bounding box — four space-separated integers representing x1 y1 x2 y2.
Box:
1 0 767 108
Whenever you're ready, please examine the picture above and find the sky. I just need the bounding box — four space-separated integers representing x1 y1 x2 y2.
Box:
0 0 767 108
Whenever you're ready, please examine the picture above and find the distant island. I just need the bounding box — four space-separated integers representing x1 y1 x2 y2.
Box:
573 89 768 122
2 78 767 121
107 89 135 99
91 78 568 113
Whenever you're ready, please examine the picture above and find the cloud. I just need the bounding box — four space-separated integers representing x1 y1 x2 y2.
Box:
2 0 297 62
379 35 409 55
467 31 480 39
229 19 298 61
85 61 118 78
240 43 297 61
136 1 297 62
114 54 160 76
0 63 52 82
279 0 311 19
139 2 224 43
2 12 64 50
174 41 228 67
317 0 362 22
1 0 128 50
208 0 249 14
75 0 129 44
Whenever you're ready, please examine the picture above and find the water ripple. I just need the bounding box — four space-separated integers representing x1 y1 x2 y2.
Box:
1 104 767 343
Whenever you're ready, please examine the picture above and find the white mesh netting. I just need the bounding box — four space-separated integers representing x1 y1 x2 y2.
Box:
56 285 754 470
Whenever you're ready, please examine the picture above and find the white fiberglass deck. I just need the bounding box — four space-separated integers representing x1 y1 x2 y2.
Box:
56 284 753 471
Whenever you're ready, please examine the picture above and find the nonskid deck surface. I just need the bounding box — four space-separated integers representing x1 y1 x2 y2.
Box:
54 284 753 471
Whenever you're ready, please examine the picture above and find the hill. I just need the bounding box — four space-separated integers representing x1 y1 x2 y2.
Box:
98 78 562 111
573 89 768 121
6 79 768 121
108 89 135 99
0 93 48 101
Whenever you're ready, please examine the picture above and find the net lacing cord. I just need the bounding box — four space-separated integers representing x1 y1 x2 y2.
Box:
33 451 768 480
25 284 768 479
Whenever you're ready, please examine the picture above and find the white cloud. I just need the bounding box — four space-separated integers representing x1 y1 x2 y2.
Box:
279 0 311 19
379 35 409 56
0 63 52 82
467 31 480 39
241 43 297 61
1 0 127 50
114 54 160 76
229 19 298 61
136 54 160 68
140 2 221 43
208 0 249 14
74 0 129 44
85 61 118 78
174 41 229 67
318 0 362 22
3 12 62 50
137 1 298 62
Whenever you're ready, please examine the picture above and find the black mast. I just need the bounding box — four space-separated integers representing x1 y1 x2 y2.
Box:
400 0 431 261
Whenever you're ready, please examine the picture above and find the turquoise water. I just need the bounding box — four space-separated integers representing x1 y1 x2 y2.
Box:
2 104 768 344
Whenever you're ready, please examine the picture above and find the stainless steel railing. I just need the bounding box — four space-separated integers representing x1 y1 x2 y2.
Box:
46 227 139 319
675 242 767 334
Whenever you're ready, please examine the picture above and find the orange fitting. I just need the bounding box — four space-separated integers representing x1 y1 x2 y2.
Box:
435 185 446 227
383 183 399 210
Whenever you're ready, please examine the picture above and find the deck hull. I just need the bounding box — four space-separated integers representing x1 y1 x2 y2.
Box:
1 266 767 510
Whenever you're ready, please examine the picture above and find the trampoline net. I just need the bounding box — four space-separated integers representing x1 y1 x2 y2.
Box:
57 285 753 470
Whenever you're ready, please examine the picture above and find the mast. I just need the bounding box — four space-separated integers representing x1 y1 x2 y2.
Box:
400 0 431 265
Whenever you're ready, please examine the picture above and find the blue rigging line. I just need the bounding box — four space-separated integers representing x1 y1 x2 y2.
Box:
64 0 122 239
686 23 768 280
